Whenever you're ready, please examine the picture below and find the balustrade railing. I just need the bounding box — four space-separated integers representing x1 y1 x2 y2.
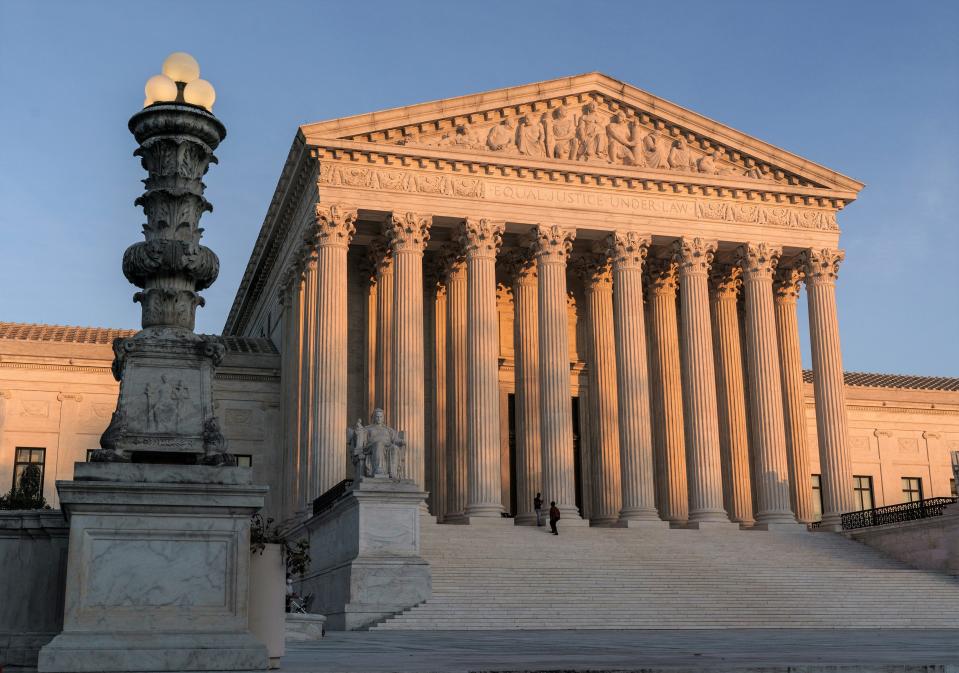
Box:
840 496 957 531
312 478 354 517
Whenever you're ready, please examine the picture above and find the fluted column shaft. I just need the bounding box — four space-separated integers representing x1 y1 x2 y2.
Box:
709 265 754 525
309 204 357 496
774 265 816 523
674 238 728 523
607 232 659 522
371 241 393 415
646 258 688 523
299 255 318 507
462 218 505 517
386 212 431 488
507 253 541 525
802 248 855 528
445 257 468 518
531 224 581 520
578 254 622 525
280 275 299 517
737 243 796 525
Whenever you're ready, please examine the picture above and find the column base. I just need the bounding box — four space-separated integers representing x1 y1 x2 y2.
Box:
589 515 621 527
441 512 470 525
463 515 514 526
513 512 538 526
551 508 590 528
679 518 739 530
465 503 505 518
617 517 670 529
746 521 808 533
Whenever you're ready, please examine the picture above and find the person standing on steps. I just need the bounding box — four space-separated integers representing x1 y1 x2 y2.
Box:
534 492 544 526
549 501 561 535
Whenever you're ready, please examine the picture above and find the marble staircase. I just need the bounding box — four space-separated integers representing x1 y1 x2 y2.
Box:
372 520 959 630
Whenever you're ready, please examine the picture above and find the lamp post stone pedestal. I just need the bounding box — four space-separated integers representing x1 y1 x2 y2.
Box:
38 56 269 673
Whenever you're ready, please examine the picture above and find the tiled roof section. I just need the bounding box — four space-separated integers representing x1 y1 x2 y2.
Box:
0 322 278 355
803 370 959 392
0 322 136 344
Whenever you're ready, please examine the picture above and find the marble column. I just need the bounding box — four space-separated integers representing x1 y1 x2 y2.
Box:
461 218 506 518
429 274 448 519
279 272 297 517
530 224 583 522
800 247 855 529
385 212 431 488
444 249 468 520
774 264 816 524
708 264 754 525
737 242 798 527
576 252 622 526
504 250 541 526
607 232 661 524
645 257 688 524
370 239 393 415
299 251 318 508
308 204 357 496
673 237 729 525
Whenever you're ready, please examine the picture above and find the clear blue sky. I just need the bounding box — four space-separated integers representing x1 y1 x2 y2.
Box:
0 1 956 376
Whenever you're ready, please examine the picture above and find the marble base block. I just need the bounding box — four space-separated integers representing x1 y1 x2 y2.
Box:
294 477 430 630
37 462 269 673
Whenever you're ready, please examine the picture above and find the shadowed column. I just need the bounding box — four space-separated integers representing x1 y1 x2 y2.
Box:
530 224 583 522
462 218 506 518
645 257 688 524
774 263 816 524
299 250 318 507
309 204 357 496
444 249 468 520
427 269 448 519
576 251 622 526
800 247 855 530
737 242 798 527
369 239 393 416
385 212 432 488
607 232 661 525
279 267 303 518
503 250 541 525
673 237 729 525
708 263 754 525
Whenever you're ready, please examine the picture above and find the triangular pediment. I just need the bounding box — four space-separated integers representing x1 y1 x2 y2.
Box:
300 73 863 197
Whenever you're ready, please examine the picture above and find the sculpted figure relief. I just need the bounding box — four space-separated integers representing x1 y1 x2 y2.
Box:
348 408 407 480
393 98 798 183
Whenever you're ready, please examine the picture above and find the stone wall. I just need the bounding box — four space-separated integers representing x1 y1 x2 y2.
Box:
0 510 68 670
848 505 959 575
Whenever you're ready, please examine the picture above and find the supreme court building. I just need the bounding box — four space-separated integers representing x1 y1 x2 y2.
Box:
220 71 940 532
4 74 959 529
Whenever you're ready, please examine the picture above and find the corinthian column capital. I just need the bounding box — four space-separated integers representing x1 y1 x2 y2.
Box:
386 211 432 253
459 217 505 259
709 263 742 300
735 242 782 280
529 224 576 264
311 203 357 249
500 248 537 287
573 253 613 290
773 265 805 303
646 257 680 295
799 248 845 286
672 237 717 275
606 231 652 271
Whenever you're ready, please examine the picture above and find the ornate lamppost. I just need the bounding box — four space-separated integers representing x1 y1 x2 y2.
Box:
96 52 233 465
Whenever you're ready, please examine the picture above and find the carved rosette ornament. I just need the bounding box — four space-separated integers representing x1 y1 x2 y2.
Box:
460 217 504 260
607 232 651 271
773 265 804 302
709 264 742 300
645 257 680 295
573 253 614 289
735 242 782 281
800 248 845 286
386 211 432 253
672 237 717 276
500 248 537 287
312 203 358 249
529 224 576 264
94 101 234 466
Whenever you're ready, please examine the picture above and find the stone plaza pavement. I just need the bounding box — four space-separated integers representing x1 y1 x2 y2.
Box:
281 629 959 672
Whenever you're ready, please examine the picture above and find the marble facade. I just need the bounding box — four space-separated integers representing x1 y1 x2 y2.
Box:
222 72 959 532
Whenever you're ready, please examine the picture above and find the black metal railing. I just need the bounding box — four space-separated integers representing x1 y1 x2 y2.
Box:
312 478 353 517
840 496 957 531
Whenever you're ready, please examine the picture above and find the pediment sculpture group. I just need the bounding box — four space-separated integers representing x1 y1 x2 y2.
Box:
348 408 407 481
400 102 776 181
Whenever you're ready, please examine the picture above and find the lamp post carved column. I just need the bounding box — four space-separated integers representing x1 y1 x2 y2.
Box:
673 237 730 526
385 211 432 488
800 247 855 529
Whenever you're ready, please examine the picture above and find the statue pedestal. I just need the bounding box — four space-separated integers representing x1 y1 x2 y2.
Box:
37 463 269 673
297 477 430 630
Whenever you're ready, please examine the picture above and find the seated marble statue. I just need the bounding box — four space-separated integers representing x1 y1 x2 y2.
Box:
348 408 406 480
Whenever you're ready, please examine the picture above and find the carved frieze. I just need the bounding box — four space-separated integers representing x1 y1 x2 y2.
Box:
318 163 839 232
